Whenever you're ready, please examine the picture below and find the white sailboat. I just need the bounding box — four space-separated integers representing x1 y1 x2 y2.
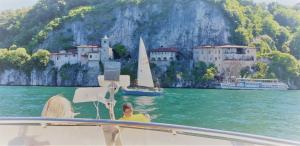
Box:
121 37 163 96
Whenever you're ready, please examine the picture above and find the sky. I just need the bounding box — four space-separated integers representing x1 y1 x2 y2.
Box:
0 0 38 11
0 0 300 11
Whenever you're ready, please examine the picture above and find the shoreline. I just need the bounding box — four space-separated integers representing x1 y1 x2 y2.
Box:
0 85 298 90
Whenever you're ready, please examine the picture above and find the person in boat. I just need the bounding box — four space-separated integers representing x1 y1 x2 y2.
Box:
41 95 78 118
119 103 150 123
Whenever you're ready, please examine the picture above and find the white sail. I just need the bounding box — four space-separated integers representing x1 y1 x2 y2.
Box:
137 38 155 88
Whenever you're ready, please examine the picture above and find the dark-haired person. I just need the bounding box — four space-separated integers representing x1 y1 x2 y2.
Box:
119 103 150 123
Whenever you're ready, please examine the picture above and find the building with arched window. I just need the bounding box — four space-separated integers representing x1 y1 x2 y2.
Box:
150 48 178 63
149 48 179 71
193 45 257 77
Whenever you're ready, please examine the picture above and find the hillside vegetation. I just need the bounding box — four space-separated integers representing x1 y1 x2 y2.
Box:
0 0 300 88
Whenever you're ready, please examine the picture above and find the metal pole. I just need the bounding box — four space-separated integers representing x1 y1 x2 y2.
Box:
108 82 116 120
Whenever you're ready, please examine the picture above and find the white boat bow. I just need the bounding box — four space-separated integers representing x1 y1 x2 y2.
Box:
0 117 299 146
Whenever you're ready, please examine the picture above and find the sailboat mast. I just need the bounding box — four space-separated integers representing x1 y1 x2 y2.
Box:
137 38 155 88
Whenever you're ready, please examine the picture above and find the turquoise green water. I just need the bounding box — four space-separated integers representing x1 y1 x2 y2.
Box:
0 86 299 141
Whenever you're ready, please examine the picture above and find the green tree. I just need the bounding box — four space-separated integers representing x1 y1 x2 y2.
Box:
290 30 300 59
113 44 128 59
6 47 31 68
267 51 300 81
0 49 9 70
252 62 270 79
269 3 300 31
203 67 217 82
163 61 177 85
262 15 280 40
31 49 50 70
240 66 251 78
223 0 253 45
276 27 291 52
251 35 277 55
192 61 207 82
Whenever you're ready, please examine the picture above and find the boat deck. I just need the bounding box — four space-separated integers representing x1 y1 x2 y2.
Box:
0 118 299 146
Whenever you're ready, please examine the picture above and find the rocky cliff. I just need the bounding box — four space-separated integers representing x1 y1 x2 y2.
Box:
40 0 230 54
0 65 101 87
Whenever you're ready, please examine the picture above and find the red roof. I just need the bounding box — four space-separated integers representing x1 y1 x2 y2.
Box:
77 45 100 48
151 48 178 52
67 49 78 53
50 53 77 55
194 45 256 49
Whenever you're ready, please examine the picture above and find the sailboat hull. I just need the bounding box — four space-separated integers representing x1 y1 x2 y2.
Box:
121 88 163 96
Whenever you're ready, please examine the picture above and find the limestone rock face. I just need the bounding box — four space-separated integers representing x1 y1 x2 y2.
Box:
40 0 230 54
0 70 29 86
0 64 101 87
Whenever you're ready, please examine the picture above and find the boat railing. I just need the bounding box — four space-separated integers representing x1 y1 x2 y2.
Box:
0 117 299 146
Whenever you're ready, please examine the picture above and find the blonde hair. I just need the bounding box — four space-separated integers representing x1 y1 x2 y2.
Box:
41 95 77 118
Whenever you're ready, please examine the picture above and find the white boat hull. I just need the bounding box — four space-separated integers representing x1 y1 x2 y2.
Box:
220 83 289 90
0 118 299 146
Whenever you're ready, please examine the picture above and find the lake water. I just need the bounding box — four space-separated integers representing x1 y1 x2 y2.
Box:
0 86 299 141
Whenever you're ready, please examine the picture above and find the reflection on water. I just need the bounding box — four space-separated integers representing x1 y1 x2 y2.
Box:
135 96 155 106
135 96 158 119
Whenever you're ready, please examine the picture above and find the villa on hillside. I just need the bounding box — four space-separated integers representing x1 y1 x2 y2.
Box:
193 45 257 78
50 36 114 68
150 48 178 62
150 47 179 71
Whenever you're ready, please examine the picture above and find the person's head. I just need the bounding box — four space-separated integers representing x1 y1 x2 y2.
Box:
41 95 77 118
123 103 133 117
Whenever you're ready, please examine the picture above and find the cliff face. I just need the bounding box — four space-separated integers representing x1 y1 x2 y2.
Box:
0 70 29 86
0 65 101 87
40 0 230 54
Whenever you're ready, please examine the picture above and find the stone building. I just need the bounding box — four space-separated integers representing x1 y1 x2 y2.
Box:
76 45 101 68
50 36 114 68
193 45 257 78
150 48 178 62
50 50 78 68
100 35 114 62
150 48 178 71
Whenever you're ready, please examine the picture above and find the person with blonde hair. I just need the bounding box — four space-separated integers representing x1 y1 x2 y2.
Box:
41 95 78 118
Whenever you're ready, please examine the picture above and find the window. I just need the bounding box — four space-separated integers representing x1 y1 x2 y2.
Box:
90 55 93 59
170 57 174 61
57 57 59 60
158 57 161 61
237 48 246 54
151 58 156 61
163 57 167 61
